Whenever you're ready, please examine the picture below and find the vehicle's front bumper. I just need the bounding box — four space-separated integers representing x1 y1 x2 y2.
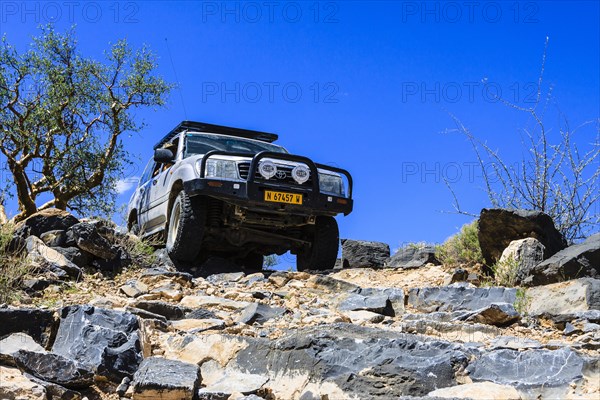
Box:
183 150 354 216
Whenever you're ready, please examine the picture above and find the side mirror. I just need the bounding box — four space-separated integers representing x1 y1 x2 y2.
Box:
154 148 174 163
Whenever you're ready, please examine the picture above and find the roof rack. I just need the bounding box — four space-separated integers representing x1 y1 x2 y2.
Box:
154 121 278 149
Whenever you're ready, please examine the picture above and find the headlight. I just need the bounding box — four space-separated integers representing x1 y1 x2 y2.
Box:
197 159 239 180
319 172 345 196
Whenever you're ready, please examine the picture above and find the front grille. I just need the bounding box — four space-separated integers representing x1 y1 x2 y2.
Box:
238 162 313 186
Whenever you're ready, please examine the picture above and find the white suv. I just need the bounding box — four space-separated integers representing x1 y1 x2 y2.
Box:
127 121 353 271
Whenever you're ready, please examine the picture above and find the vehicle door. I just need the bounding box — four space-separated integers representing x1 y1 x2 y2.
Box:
136 159 156 233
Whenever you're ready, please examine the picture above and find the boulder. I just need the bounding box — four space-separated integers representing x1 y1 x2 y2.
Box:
478 208 566 266
341 239 390 269
526 278 600 317
22 372 81 400
467 348 585 389
92 247 132 271
0 366 47 400
15 209 79 238
0 333 46 366
52 246 94 268
68 222 116 260
51 305 142 381
337 287 405 317
237 303 286 325
14 350 94 389
386 245 438 269
407 285 517 313
0 307 56 348
498 238 545 284
132 357 200 400
523 233 600 286
25 236 82 279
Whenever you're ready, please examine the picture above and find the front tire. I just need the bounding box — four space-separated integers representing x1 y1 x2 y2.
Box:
166 191 205 262
297 216 339 271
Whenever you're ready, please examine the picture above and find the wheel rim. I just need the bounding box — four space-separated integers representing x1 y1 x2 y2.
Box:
168 201 181 248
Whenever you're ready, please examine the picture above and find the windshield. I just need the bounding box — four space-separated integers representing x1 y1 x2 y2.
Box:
184 133 287 157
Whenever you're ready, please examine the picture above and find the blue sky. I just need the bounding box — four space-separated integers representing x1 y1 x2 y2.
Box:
2 1 599 256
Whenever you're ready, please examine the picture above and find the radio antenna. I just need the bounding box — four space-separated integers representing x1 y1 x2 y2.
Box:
165 38 188 119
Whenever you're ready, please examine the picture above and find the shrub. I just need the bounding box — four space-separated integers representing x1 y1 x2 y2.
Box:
436 220 484 268
0 223 34 303
492 255 520 287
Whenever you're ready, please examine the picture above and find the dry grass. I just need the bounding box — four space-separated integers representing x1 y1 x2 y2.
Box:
0 223 35 303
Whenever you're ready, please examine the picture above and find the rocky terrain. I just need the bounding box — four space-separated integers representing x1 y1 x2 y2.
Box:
0 208 599 399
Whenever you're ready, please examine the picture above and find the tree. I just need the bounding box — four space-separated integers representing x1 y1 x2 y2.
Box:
0 25 173 222
446 38 600 243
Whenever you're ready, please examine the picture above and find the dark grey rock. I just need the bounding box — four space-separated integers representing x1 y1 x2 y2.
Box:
15 209 79 238
116 377 131 397
238 303 286 325
0 308 56 347
69 222 116 260
387 245 439 269
92 247 131 271
499 238 546 284
185 308 218 320
467 348 585 388
490 336 543 350
207 271 246 284
40 230 67 247
407 286 517 313
478 208 567 266
6 234 27 255
341 239 390 269
234 323 470 397
454 303 520 327
564 322 580 335
23 372 82 400
21 277 58 292
52 246 94 268
14 350 94 389
310 275 360 293
132 300 189 320
124 306 168 322
132 357 200 398
52 305 142 381
523 233 600 286
338 287 404 317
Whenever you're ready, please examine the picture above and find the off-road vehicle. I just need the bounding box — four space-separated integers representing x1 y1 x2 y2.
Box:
127 121 353 271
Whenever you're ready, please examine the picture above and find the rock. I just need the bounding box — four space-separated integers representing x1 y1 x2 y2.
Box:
342 310 385 324
180 295 250 310
171 319 226 333
14 350 94 389
207 272 246 284
0 366 47 399
237 303 286 325
150 282 183 301
341 239 390 269
478 208 567 265
52 246 94 268
564 322 580 335
15 209 79 238
26 236 82 278
116 377 131 397
124 306 169 322
92 247 132 271
120 280 149 298
21 277 58 292
234 324 470 398
40 229 67 247
51 305 142 381
0 307 56 347
490 336 542 350
198 360 268 398
526 278 600 317
132 357 200 400
307 275 360 293
407 286 517 313
444 268 469 285
467 347 585 388
23 372 82 400
69 222 116 260
185 308 219 320
523 233 600 286
498 238 545 284
428 382 521 399
0 333 46 366
132 300 189 320
267 271 291 287
454 303 520 327
337 287 405 317
140 267 193 286
386 245 439 269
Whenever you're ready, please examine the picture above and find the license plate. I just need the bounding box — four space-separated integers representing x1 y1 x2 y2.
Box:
264 190 303 205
